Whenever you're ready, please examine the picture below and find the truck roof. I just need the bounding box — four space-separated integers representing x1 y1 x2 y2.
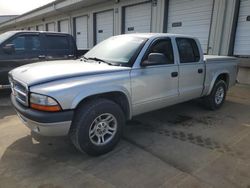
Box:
3 30 71 36
123 33 195 39
0 30 72 44
3 31 196 40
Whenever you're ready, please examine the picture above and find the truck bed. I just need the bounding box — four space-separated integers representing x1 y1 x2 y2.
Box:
204 55 238 63
202 55 238 96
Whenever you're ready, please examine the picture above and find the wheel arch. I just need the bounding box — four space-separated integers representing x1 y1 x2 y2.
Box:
208 72 230 95
72 90 132 120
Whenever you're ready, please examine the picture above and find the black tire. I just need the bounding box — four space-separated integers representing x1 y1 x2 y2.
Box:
203 80 227 110
69 98 125 156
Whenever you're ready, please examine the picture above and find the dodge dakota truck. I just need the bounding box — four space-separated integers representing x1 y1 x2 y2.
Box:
9 33 238 156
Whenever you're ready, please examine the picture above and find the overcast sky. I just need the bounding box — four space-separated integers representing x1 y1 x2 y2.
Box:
0 0 55 15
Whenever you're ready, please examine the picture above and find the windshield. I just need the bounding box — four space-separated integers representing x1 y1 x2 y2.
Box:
84 35 147 66
0 31 16 44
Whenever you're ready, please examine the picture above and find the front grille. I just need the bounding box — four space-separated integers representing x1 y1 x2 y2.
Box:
9 76 28 106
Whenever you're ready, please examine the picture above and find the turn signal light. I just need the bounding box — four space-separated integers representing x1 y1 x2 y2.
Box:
30 103 61 112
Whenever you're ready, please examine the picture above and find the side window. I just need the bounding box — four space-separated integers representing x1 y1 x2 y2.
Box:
176 38 200 63
7 35 40 53
46 35 69 50
147 39 174 64
10 36 25 52
26 35 41 51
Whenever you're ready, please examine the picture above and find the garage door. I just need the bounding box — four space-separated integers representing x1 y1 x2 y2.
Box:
75 16 88 49
29 26 36 31
95 10 114 44
234 0 250 56
46 22 55 31
37 24 44 31
124 3 152 34
167 0 213 53
59 19 70 33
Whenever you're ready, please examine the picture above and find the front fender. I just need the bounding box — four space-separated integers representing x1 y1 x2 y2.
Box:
71 85 132 118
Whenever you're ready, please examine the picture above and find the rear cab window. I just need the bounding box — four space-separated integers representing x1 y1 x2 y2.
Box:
46 35 69 50
45 34 72 59
176 38 200 63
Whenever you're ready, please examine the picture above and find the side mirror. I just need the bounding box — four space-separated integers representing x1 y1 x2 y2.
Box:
142 53 167 66
3 44 15 54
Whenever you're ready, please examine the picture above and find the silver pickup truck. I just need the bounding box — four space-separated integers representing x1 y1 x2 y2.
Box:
9 33 238 155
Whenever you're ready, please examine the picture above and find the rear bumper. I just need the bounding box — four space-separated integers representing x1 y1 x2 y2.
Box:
11 94 74 136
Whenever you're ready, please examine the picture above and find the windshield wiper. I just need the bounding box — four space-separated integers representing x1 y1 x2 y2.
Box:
87 57 114 66
80 56 88 61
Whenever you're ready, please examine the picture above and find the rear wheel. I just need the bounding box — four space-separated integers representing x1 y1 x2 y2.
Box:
69 98 125 156
203 80 227 110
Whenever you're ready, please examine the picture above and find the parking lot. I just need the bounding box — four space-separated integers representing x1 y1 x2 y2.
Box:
0 84 250 188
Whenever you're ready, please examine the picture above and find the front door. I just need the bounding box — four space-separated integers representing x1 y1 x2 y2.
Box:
131 38 179 115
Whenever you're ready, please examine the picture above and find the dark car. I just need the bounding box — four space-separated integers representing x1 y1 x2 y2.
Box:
0 31 79 89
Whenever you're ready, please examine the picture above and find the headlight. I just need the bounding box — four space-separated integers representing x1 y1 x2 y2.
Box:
30 93 61 112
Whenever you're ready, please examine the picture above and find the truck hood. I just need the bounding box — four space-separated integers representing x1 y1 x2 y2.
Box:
10 60 130 86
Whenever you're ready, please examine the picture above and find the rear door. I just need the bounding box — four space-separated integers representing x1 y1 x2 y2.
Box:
131 38 179 115
176 38 205 101
44 34 73 60
0 33 42 85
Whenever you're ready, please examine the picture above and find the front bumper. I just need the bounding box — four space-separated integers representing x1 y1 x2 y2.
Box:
11 94 74 136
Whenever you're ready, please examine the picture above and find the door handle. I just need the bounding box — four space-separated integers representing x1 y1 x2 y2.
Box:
38 55 46 59
198 69 203 74
171 72 178 77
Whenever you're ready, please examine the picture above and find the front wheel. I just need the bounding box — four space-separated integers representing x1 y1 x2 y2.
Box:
203 80 227 110
69 98 125 156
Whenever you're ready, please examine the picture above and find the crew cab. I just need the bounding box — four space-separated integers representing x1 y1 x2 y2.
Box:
0 31 78 89
9 33 238 156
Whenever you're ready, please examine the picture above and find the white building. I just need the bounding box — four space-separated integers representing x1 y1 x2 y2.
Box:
0 0 249 82
0 15 18 24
